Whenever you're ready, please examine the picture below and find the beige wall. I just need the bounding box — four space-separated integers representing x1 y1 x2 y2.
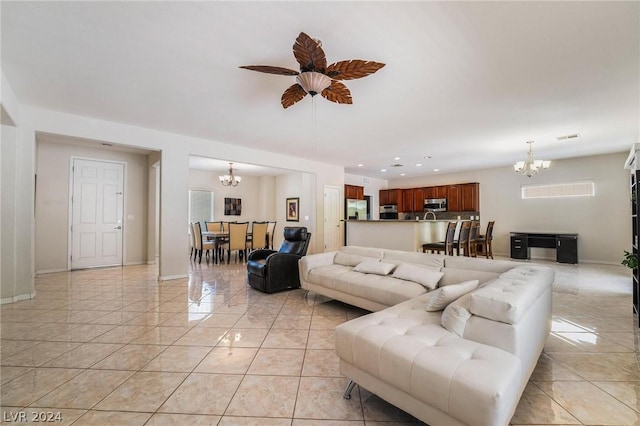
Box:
387 152 630 264
34 140 150 272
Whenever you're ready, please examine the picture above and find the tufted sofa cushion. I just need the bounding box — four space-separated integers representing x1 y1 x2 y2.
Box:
336 294 522 426
470 266 553 325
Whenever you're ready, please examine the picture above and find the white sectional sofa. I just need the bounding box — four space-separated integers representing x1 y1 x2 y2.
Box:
299 246 554 426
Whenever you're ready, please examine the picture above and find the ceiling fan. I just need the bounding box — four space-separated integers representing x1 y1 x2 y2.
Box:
240 32 385 109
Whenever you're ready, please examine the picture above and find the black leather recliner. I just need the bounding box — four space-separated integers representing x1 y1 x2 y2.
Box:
246 227 311 293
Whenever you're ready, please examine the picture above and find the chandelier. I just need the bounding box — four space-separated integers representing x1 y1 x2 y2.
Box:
219 162 242 186
514 141 551 178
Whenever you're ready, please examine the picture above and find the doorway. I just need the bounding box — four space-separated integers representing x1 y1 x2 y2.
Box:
70 158 125 269
323 185 341 251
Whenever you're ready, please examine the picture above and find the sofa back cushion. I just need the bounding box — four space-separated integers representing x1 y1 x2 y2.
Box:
334 252 380 267
382 250 445 268
469 266 553 324
439 268 499 287
340 246 385 258
443 256 517 273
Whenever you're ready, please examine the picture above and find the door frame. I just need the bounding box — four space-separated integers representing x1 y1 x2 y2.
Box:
67 156 128 271
323 184 342 252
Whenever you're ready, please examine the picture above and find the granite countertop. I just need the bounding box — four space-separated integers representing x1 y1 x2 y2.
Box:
344 219 453 223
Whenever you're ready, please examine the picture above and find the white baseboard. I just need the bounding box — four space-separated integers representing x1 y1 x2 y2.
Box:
146 260 156 265
1 291 37 305
124 261 146 266
35 268 68 274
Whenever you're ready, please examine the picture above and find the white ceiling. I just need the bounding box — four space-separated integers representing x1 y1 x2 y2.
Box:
2 1 638 180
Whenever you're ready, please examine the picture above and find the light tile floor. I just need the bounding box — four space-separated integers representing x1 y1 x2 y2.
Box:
1 258 638 425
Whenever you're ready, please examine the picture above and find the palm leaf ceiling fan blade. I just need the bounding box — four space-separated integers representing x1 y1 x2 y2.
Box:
321 81 352 105
240 31 384 108
293 32 327 73
326 60 386 80
281 84 307 109
239 65 299 76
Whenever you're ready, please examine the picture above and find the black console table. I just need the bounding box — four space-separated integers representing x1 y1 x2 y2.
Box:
510 232 578 264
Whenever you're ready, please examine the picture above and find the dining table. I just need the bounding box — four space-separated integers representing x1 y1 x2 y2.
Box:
202 231 269 264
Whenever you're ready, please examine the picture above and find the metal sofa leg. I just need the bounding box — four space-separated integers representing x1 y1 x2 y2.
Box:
343 380 356 400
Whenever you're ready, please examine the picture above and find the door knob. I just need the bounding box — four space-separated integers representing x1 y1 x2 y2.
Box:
114 226 122 230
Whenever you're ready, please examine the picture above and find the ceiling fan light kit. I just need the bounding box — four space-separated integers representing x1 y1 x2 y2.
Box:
240 32 385 108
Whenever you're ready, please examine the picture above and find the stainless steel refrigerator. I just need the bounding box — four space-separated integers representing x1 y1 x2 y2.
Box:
346 199 367 220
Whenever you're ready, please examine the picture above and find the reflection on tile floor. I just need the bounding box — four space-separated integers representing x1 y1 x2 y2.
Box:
1 259 638 425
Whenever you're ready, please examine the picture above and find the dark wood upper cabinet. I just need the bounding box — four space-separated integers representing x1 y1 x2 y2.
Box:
402 189 414 213
413 188 426 211
345 184 364 200
460 182 479 211
447 185 461 211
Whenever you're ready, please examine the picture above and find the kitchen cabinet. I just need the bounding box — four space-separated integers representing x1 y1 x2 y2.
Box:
413 188 426 211
460 183 479 211
379 189 402 206
345 184 364 200
401 189 414 212
447 185 461 211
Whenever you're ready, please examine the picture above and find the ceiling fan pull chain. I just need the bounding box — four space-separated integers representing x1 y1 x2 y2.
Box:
311 96 317 158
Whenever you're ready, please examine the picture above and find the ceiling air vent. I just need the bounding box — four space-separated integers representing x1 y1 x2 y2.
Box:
390 163 404 168
556 134 580 141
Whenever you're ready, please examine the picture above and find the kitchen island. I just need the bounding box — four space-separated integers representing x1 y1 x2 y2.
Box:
345 220 450 252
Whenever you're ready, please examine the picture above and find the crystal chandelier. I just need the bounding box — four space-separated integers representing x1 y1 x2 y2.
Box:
514 141 551 178
219 162 242 186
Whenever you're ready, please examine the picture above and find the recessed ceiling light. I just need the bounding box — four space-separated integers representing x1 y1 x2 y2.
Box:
357 163 364 167
394 157 400 161
381 169 387 172
416 163 422 167
400 173 406 176
433 169 439 172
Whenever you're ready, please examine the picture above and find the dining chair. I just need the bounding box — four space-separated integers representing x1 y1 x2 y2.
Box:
468 220 481 257
476 221 495 259
267 221 277 249
249 221 269 251
422 221 456 255
205 221 222 232
189 223 197 260
222 222 249 263
455 221 472 256
192 221 214 263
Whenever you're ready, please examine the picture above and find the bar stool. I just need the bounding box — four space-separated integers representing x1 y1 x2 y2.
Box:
422 221 456 255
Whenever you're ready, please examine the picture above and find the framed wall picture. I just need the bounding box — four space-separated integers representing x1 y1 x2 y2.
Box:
286 197 299 222
224 197 242 216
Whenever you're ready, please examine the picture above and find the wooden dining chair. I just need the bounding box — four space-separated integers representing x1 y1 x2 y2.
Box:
476 221 495 259
422 221 456 255
249 221 269 251
205 221 222 232
469 220 481 257
455 221 472 256
189 223 197 260
222 222 249 263
192 221 214 263
266 221 277 249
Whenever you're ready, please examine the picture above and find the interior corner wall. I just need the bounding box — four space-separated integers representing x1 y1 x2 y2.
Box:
35 140 150 272
1 124 36 303
257 175 276 221
388 151 630 264
147 151 161 264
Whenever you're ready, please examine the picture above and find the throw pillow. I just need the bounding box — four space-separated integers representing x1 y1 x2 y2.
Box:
354 261 396 276
392 262 443 290
441 293 472 337
425 280 479 312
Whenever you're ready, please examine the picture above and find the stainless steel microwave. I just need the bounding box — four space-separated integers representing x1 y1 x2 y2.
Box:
424 198 447 212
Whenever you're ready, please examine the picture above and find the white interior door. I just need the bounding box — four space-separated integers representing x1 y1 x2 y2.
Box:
323 185 341 252
71 159 124 269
